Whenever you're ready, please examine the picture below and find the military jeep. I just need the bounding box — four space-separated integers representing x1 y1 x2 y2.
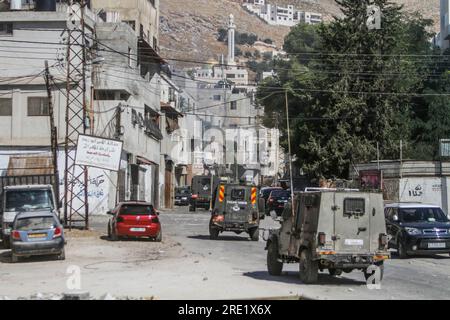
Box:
265 190 390 283
209 183 265 241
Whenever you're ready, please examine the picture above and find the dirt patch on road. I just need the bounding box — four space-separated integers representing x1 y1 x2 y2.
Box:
65 229 101 239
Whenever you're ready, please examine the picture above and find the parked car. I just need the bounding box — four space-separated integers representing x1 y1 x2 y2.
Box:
266 189 291 216
10 212 65 263
174 186 191 206
107 202 162 241
384 202 450 258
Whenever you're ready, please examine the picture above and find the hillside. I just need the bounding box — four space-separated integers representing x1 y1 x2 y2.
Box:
160 0 440 67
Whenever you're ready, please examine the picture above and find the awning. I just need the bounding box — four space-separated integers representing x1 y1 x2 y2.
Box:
138 38 166 64
161 102 184 118
136 156 158 166
144 119 163 140
166 116 180 134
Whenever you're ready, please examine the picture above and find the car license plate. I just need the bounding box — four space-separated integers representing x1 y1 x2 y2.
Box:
428 242 446 249
345 239 364 246
28 233 46 238
130 228 145 232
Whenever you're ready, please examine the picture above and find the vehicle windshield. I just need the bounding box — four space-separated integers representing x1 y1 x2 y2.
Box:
400 207 449 223
5 189 54 212
262 188 281 197
119 204 155 215
15 216 56 231
270 190 290 198
176 188 190 195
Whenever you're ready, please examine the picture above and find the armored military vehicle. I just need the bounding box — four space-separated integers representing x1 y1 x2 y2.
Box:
189 175 220 211
266 189 390 283
209 183 265 241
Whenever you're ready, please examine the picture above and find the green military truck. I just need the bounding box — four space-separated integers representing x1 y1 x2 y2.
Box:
189 175 220 212
266 189 390 284
209 183 265 241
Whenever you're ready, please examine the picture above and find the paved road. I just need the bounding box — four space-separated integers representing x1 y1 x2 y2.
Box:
153 206 450 300
1 206 450 299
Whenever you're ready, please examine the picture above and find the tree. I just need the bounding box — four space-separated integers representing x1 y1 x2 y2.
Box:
258 0 442 179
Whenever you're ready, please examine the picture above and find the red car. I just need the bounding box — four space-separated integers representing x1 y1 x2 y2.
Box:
107 202 162 241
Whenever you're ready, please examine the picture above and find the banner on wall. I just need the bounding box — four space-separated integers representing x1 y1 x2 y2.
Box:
75 135 123 172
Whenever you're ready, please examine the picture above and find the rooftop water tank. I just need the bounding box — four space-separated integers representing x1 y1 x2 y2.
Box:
35 0 56 11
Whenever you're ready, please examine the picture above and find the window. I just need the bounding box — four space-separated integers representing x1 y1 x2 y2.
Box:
119 204 155 215
128 47 133 67
343 198 365 217
0 23 13 36
0 98 12 116
230 101 237 110
230 189 246 201
94 90 129 101
123 20 136 31
213 95 221 101
27 97 49 116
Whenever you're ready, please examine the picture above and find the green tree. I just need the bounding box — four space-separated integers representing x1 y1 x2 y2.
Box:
258 0 440 179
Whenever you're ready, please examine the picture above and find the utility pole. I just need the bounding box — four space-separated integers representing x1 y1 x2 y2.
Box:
285 90 295 219
64 0 89 229
44 60 60 217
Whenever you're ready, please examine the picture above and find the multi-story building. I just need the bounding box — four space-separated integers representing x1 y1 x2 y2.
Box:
440 0 450 51
0 0 166 214
243 0 322 27
186 14 283 184
90 0 160 52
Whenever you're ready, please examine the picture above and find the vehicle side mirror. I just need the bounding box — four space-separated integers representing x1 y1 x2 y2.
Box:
58 200 63 209
107 210 113 215
156 211 160 216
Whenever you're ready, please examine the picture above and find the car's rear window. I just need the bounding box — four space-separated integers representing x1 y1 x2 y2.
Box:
16 217 56 231
119 205 155 215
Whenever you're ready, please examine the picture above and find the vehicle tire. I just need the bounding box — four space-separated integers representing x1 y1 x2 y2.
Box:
11 253 19 263
3 238 10 249
299 249 318 284
343 268 353 273
209 225 219 240
189 205 196 212
154 230 162 242
328 268 343 276
364 262 384 283
267 239 283 276
249 227 259 241
57 249 66 261
397 239 408 259
110 228 119 241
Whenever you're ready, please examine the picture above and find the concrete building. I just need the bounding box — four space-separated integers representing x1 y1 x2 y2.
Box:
93 21 163 208
351 160 450 215
90 0 160 53
440 0 450 51
186 14 283 184
243 0 322 27
0 0 165 213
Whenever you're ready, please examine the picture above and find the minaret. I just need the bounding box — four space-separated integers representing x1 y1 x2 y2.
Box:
227 14 235 65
